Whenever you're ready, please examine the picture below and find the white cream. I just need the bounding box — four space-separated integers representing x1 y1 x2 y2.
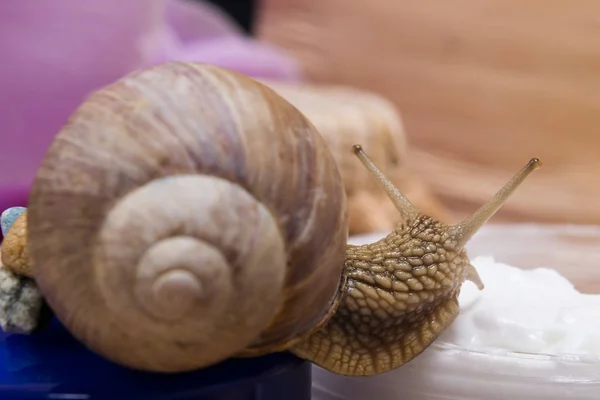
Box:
441 256 600 357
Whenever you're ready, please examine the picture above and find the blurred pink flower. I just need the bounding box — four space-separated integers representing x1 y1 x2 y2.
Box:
0 0 301 213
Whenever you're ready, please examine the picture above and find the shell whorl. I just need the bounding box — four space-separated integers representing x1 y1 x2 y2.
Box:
94 174 287 366
27 62 348 372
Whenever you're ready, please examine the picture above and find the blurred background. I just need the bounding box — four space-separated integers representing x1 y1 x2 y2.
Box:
202 0 254 32
1 0 599 236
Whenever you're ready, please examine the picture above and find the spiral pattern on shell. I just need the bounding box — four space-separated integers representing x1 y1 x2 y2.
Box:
27 62 348 372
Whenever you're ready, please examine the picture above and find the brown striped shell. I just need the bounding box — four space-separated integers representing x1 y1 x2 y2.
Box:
27 62 348 372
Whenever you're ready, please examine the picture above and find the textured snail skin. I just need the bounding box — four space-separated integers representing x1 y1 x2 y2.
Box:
291 152 541 376
26 62 348 372
292 216 468 375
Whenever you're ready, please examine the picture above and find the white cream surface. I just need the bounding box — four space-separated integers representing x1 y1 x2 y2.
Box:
441 256 600 357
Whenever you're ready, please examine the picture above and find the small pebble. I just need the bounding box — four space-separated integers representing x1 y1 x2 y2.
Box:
0 261 44 334
1 207 27 237
1 211 31 277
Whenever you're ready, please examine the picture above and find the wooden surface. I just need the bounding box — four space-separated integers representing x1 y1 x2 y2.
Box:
257 0 600 225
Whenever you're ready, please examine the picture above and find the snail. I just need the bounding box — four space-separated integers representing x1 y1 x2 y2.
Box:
24 61 540 375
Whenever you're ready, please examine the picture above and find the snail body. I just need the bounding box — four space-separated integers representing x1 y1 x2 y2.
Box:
292 147 541 375
21 62 540 375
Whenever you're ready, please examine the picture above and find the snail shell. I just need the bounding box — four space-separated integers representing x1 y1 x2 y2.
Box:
27 62 348 372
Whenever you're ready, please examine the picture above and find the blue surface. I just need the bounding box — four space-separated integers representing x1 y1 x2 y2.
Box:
0 319 312 400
